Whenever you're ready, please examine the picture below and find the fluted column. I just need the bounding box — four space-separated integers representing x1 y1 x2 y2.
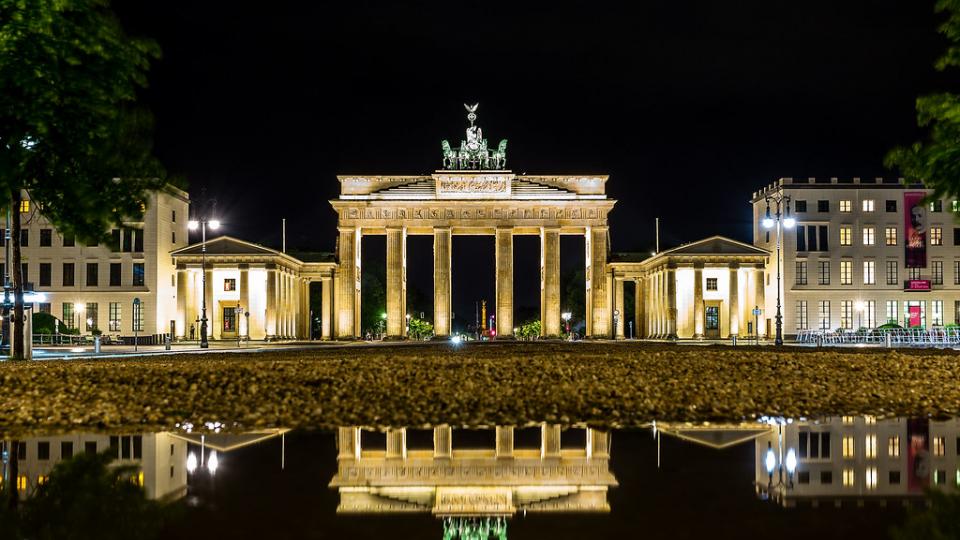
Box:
587 227 609 337
176 266 187 338
337 427 361 461
433 426 452 458
541 424 561 458
729 264 740 337
266 266 277 338
693 263 704 338
495 228 514 338
588 428 610 459
755 265 766 337
239 265 249 338
336 227 360 339
385 428 406 459
666 266 677 339
203 266 214 339
433 227 452 337
321 277 332 340
634 278 643 339
386 227 407 338
495 426 514 458
614 277 625 339
541 227 561 337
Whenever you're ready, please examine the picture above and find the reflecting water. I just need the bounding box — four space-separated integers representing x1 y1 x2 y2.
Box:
2 418 957 539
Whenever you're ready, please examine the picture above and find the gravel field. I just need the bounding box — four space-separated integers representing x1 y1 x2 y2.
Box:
1 342 959 436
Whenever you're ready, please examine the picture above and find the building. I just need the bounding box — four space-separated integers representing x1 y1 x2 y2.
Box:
18 186 189 340
752 177 960 336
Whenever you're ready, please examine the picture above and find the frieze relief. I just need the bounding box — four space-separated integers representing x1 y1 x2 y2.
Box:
336 462 609 482
340 206 608 222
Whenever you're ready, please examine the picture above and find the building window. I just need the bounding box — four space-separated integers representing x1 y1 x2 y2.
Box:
818 300 831 330
886 301 898 325
134 229 144 252
796 301 808 330
865 300 876 327
795 261 807 285
933 300 944 326
863 260 875 285
795 200 807 212
172 231 176 244
886 199 897 212
62 263 75 287
20 229 27 247
39 229 51 247
865 467 878 490
930 199 943 212
705 277 717 291
885 227 898 246
38 263 50 287
840 300 853 329
842 435 855 458
955 228 960 246
796 228 807 251
839 200 852 212
110 263 121 287
931 227 943 246
63 302 75 329
909 267 921 280
19 200 29 213
840 260 852 285
132 263 145 286
62 233 74 247
133 300 145 332
224 278 237 292
887 260 899 285
172 209 177 222
955 261 960 285
888 436 900 457
109 302 121 332
817 200 829 212
862 199 875 212
818 261 830 285
865 434 877 458
85 303 98 331
818 225 829 250
934 437 946 456
37 441 49 460
20 263 27 285
39 303 50 314
842 469 855 487
61 441 73 459
862 226 875 246
840 226 852 246
933 260 944 285
86 262 98 287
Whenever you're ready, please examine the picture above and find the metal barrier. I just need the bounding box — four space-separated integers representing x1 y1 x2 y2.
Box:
795 327 960 346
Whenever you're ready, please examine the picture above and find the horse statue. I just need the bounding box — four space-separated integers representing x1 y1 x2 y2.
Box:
441 140 457 169
491 139 507 169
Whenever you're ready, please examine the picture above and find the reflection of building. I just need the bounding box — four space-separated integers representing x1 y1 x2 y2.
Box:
329 425 617 517
754 417 960 506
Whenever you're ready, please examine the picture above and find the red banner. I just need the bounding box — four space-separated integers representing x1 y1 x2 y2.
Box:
905 192 927 268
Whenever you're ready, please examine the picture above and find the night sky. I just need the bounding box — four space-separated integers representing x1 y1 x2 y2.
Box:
113 1 956 327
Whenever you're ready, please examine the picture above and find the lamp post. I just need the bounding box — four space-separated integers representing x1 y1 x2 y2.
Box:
761 191 794 346
854 300 866 331
188 215 220 349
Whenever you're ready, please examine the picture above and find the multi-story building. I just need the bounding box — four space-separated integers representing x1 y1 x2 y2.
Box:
14 186 189 339
752 177 960 336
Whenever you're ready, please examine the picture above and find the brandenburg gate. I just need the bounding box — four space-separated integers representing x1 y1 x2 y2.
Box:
330 104 615 339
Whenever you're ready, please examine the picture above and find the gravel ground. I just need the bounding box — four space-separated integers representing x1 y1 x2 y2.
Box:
1 342 959 436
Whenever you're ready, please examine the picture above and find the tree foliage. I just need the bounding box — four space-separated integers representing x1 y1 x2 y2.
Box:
886 0 960 201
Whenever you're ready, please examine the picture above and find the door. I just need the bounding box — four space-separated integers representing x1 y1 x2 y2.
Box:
908 305 922 328
222 306 237 338
705 305 720 338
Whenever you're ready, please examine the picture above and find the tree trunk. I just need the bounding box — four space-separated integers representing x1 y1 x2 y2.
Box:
11 190 23 361
6 440 19 510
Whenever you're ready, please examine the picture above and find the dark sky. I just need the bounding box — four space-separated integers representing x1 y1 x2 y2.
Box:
114 0 954 325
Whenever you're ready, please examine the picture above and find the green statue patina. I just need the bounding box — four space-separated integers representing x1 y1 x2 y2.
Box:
441 103 508 170
442 517 508 540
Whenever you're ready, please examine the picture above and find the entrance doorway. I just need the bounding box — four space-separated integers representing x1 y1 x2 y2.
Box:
704 301 721 339
221 302 238 338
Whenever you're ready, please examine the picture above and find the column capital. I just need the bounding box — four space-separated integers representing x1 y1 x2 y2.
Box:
693 262 705 270
337 225 357 233
729 262 741 270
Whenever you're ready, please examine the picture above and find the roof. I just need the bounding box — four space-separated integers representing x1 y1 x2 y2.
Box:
657 424 773 450
657 235 769 256
170 235 285 257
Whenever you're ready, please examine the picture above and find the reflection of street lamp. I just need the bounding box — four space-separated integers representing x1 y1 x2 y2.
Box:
188 215 220 349
761 191 794 346
854 300 866 329
405 313 411 338
561 312 571 337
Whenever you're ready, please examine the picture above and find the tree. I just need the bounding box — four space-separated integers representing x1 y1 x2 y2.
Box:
886 1 960 201
0 0 165 358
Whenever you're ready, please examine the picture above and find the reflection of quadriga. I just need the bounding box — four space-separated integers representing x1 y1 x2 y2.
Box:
330 425 618 538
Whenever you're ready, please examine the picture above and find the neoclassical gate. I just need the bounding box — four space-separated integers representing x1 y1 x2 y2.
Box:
329 106 615 339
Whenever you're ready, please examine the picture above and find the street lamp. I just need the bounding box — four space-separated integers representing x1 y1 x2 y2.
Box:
761 191 794 346
188 216 220 349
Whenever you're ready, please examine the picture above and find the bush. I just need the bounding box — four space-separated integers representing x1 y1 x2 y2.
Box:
516 320 541 340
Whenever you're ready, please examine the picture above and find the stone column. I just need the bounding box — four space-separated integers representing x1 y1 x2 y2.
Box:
176 266 187 338
755 265 766 337
542 423 561 458
203 266 214 340
588 428 610 459
337 427 361 461
587 227 609 337
653 271 661 338
239 265 249 338
385 428 406 459
693 263 704 338
321 277 332 340
336 227 360 339
666 266 677 339
634 278 644 339
541 227 561 337
729 264 740 337
614 277 625 339
433 227 452 337
386 227 407 338
495 426 514 458
433 426 452 458
495 228 514 338
266 266 277 339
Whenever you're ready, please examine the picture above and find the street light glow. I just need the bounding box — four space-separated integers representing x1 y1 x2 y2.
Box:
762 217 774 229
765 448 776 474
785 448 797 475
186 452 198 473
187 220 199 230
207 450 219 474
783 216 796 229
208 220 221 230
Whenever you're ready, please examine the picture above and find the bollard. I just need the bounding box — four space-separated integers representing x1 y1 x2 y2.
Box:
885 332 891 348
165 334 172 351
94 335 101 354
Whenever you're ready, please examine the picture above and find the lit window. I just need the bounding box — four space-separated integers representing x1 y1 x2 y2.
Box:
885 227 897 246
886 301 898 325
17 475 27 491
19 200 29 213
865 415 876 425
843 436 855 458
931 227 943 246
862 226 875 246
37 475 48 486
840 200 852 212
888 436 900 457
840 226 852 246
862 199 875 212
840 260 852 285
863 260 875 285
818 300 831 330
840 300 853 329
795 300 808 330
842 468 855 487
865 467 878 489
934 436 946 457
224 278 237 292
887 261 899 285
865 434 877 458
842 416 855 425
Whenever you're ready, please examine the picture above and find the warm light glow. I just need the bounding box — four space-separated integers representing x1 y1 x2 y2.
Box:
451 335 462 344
785 448 797 474
561 312 572 321
765 448 776 474
854 301 866 312
23 291 46 302
762 217 774 229
783 216 796 229
188 220 199 231
208 220 221 230
186 452 197 473
207 450 219 474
